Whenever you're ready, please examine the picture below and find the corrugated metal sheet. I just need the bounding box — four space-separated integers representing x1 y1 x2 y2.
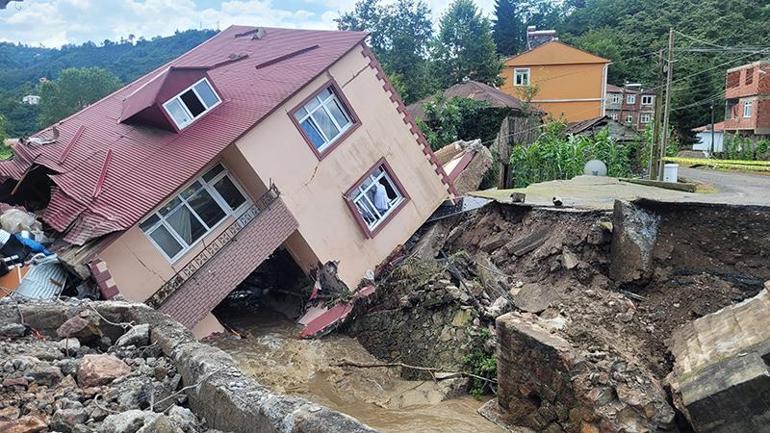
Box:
1 26 367 245
13 255 67 301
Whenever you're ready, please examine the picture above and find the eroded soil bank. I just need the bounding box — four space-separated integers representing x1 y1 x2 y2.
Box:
209 304 505 433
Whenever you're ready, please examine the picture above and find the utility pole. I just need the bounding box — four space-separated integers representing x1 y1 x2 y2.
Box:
710 103 715 156
659 28 675 180
649 49 665 179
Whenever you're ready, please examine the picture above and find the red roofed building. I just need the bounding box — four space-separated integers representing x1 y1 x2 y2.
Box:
0 26 453 336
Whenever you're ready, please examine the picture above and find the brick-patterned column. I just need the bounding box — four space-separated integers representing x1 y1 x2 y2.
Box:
159 198 299 329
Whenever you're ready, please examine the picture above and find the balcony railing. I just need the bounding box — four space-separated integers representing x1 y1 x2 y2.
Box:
145 184 280 309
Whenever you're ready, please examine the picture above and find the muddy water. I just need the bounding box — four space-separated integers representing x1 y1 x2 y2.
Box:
210 308 505 433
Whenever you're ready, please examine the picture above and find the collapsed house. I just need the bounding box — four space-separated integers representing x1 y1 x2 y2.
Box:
0 26 455 337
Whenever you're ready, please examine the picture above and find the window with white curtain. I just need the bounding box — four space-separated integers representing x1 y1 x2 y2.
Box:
140 164 249 261
348 164 404 231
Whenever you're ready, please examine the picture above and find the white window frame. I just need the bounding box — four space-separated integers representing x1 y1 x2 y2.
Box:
641 95 653 105
294 86 354 153
610 94 622 104
349 165 405 232
640 113 652 124
626 114 634 124
140 163 251 262
609 113 618 121
744 100 753 118
162 77 221 130
626 94 636 104
514 68 530 86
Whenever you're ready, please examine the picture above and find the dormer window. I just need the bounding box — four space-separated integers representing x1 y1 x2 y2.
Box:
163 78 220 129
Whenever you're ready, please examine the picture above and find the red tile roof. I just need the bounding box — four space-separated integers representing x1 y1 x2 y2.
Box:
0 26 367 245
692 121 726 132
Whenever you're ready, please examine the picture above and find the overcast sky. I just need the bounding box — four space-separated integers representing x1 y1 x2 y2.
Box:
0 0 497 48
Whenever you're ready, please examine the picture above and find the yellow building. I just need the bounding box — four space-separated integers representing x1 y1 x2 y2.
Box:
500 37 610 122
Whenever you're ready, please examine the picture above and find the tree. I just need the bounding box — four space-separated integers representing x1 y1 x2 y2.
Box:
432 0 502 88
337 0 435 103
0 114 11 159
38 67 121 127
492 0 524 56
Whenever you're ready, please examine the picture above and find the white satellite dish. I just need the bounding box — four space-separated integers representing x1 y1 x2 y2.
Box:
584 159 608 176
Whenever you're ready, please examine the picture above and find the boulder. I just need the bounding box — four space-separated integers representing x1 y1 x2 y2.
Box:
26 364 63 387
77 354 131 387
166 406 199 433
609 200 660 284
50 408 90 433
137 415 182 433
116 324 150 348
0 416 47 433
56 311 102 343
0 323 26 338
100 410 158 433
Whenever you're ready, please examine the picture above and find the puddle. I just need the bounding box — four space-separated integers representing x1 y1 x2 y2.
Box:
209 307 505 433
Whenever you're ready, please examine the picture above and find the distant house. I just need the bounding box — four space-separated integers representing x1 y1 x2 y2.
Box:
604 84 655 131
21 95 40 105
499 26 610 122
406 80 529 121
723 61 770 137
692 121 725 153
0 26 453 337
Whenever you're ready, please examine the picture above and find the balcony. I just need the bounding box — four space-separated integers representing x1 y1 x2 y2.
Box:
145 185 300 328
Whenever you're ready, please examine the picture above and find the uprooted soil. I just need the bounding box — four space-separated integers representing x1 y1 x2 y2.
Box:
350 200 769 432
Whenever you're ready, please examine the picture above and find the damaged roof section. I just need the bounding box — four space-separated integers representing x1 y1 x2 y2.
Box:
0 26 367 245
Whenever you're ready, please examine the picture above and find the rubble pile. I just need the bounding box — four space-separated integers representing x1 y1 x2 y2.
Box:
352 200 770 433
0 305 205 433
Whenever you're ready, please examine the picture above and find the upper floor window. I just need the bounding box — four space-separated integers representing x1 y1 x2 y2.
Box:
744 100 753 118
641 95 653 105
140 163 249 261
346 162 406 235
626 94 636 104
640 113 652 124
610 94 622 104
163 78 221 130
293 85 354 154
514 68 530 86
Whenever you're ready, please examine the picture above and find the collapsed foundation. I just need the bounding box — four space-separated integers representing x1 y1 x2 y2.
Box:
349 199 770 433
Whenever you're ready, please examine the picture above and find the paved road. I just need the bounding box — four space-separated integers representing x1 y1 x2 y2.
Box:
678 167 770 206
472 167 770 210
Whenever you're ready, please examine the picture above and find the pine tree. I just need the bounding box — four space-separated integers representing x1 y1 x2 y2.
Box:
432 0 502 88
492 0 523 56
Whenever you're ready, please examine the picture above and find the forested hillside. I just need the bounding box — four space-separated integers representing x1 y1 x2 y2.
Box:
0 29 217 136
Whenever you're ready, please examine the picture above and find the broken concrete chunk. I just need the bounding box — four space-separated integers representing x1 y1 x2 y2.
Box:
0 415 47 433
0 323 27 338
609 200 660 284
116 324 150 347
511 283 563 313
100 410 158 433
668 288 770 433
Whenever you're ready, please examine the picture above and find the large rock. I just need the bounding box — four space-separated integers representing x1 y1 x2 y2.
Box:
609 200 660 284
77 354 131 387
0 323 26 338
25 364 63 387
56 311 102 343
49 408 90 433
100 410 158 433
116 324 150 348
668 288 770 433
0 416 47 433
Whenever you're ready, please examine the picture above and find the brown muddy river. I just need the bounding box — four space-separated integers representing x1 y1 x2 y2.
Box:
210 308 506 433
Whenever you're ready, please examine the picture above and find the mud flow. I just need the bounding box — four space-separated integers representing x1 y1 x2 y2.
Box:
208 200 769 433
208 248 503 433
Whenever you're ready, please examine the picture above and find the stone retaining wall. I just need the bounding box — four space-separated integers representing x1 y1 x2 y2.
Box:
0 300 377 433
